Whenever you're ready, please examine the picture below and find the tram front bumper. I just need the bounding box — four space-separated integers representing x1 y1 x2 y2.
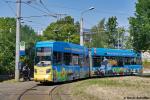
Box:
34 74 53 82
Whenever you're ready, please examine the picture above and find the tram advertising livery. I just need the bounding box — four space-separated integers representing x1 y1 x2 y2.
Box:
34 41 89 83
34 41 143 83
91 48 143 77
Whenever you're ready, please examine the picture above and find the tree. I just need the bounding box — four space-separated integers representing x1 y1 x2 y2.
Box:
0 17 37 75
90 18 107 48
129 0 150 51
43 16 80 44
117 27 125 49
105 16 118 48
125 35 133 49
0 17 16 74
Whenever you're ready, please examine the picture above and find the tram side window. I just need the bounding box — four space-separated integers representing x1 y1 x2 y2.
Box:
124 57 131 65
93 56 102 67
84 56 89 66
53 52 62 65
81 55 89 67
108 56 118 67
131 58 136 65
64 53 71 65
72 54 79 66
117 57 123 67
79 55 84 67
136 57 142 65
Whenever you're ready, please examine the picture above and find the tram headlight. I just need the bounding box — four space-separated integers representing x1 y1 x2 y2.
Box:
46 69 51 74
34 69 37 73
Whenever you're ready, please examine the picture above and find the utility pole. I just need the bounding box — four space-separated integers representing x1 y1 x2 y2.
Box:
117 30 120 49
15 0 21 81
80 17 84 46
89 48 93 77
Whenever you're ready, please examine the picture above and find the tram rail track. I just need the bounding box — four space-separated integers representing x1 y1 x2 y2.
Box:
49 85 60 100
17 83 61 100
17 85 38 100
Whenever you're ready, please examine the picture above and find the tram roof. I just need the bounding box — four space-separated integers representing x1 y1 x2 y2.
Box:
91 48 140 57
36 41 88 55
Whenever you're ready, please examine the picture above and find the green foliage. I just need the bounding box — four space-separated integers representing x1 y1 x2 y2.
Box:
117 27 126 48
0 17 16 74
90 17 126 49
0 17 16 32
0 17 37 74
129 0 150 51
105 16 118 48
36 35 48 41
143 60 150 69
117 27 125 39
90 18 107 48
125 35 133 49
43 16 80 44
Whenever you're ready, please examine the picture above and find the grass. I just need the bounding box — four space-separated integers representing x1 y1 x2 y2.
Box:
143 61 150 69
55 76 150 100
73 77 139 88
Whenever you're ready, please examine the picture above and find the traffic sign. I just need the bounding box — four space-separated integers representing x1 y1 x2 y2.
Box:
20 41 25 56
20 41 25 51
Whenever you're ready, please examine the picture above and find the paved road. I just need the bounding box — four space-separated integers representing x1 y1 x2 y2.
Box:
0 81 59 100
143 70 150 74
140 70 150 77
19 85 58 100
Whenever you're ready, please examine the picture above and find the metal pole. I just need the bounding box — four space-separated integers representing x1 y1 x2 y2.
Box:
117 30 119 49
80 17 84 46
89 49 92 77
15 0 21 81
79 7 94 46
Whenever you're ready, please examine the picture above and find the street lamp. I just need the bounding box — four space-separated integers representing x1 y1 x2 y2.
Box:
80 7 95 46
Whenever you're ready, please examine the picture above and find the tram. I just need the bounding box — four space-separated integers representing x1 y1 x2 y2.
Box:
90 48 143 77
34 41 89 83
34 41 143 83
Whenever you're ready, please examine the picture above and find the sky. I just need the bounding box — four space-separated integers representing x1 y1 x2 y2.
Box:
0 0 137 33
